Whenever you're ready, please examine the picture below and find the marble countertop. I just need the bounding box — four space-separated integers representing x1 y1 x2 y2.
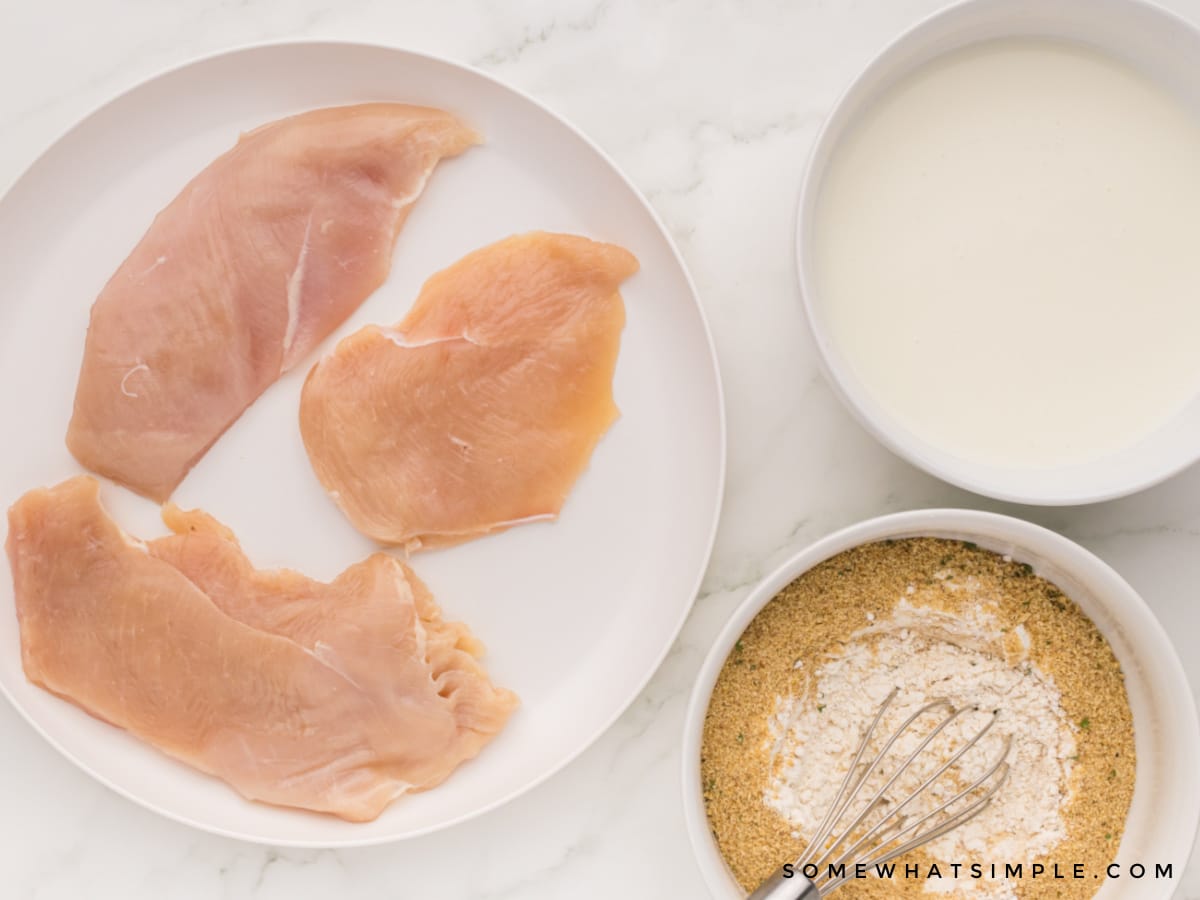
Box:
2 0 1199 897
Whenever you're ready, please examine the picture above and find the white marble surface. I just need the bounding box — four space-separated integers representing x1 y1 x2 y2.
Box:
1 0 1198 897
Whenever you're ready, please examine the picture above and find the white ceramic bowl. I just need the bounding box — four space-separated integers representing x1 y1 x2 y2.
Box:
682 509 1200 900
796 0 1200 505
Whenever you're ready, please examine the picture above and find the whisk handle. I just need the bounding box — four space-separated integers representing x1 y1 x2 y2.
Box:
747 866 822 900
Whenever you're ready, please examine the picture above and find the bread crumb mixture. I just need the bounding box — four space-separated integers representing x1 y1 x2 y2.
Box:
767 601 1073 898
701 538 1135 899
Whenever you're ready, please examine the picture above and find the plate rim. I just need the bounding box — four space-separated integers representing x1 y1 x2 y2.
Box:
0 36 728 847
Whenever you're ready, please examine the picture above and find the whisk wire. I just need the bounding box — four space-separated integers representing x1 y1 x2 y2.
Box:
795 687 899 869
820 750 1011 893
775 692 1013 898
823 712 1004 873
808 695 962 871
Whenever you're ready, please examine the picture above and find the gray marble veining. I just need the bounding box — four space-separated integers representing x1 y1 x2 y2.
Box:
1 1 1197 897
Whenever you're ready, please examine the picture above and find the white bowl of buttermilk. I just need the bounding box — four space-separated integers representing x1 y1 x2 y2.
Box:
681 509 1199 900
796 0 1200 504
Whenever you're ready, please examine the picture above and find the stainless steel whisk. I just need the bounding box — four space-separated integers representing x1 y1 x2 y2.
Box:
749 688 1012 899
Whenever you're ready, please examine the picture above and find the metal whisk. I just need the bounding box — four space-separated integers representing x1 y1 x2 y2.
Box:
749 688 1012 899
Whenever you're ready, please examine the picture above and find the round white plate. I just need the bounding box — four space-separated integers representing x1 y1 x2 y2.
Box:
0 41 725 846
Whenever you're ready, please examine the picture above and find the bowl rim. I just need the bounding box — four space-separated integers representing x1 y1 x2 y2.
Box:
680 507 1200 900
793 0 1200 506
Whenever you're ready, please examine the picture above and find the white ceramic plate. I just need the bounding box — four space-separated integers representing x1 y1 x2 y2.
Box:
0 41 725 846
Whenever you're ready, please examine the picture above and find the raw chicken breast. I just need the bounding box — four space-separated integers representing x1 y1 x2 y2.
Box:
67 104 480 502
300 232 639 549
151 505 514 783
6 477 516 822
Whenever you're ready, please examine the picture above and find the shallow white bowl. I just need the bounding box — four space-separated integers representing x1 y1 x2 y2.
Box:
796 0 1200 505
682 509 1200 900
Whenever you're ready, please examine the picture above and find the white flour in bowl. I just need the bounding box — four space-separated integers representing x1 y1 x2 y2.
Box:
765 596 1077 898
